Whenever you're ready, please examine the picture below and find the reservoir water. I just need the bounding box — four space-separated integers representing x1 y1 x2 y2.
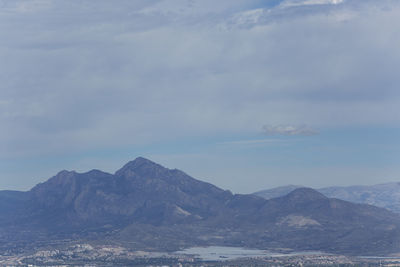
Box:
174 246 326 261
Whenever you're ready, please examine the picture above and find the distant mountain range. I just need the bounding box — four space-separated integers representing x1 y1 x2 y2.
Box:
1 157 400 256
254 183 400 213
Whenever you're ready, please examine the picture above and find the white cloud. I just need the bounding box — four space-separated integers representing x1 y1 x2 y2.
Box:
263 125 319 136
280 0 344 8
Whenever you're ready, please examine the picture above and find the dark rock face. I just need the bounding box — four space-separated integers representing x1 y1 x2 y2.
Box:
1 157 400 255
27 158 231 228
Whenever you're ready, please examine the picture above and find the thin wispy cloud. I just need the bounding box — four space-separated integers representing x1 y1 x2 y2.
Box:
280 0 344 8
218 139 284 146
262 125 319 136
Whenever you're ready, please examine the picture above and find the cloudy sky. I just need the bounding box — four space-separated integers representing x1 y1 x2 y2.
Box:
1 0 399 193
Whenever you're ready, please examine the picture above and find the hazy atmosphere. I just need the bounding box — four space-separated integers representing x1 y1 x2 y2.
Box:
1 0 400 193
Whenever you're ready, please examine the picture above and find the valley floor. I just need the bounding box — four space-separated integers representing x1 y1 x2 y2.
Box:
1 244 399 267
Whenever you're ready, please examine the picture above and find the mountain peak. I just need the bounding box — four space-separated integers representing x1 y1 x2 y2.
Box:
131 156 157 165
42 170 77 186
114 157 166 176
55 170 76 177
284 187 327 202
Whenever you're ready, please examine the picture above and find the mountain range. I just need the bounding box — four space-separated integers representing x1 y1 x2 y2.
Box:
254 183 400 213
1 157 400 256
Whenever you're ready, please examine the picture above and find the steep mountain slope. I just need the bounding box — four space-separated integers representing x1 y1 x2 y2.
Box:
1 157 400 255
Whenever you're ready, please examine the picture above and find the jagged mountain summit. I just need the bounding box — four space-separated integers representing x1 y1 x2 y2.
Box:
1 157 400 256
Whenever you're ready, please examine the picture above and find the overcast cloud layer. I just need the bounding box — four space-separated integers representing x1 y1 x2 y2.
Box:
1 0 399 191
